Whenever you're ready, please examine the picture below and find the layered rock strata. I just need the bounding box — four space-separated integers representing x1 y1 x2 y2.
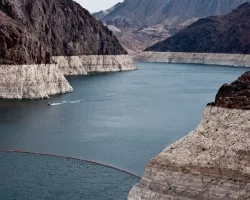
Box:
0 64 72 99
129 72 250 199
53 55 137 75
0 54 137 99
136 52 250 67
0 0 127 65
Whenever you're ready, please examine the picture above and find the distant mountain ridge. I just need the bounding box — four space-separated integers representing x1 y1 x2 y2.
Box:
146 2 250 54
100 0 249 27
93 2 122 19
93 0 250 54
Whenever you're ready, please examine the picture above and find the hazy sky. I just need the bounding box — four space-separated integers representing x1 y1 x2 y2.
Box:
76 0 121 13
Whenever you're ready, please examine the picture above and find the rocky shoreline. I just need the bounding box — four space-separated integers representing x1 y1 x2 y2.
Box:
135 52 250 67
0 0 138 100
128 72 250 199
53 55 137 75
0 55 137 99
0 64 72 99
129 107 250 200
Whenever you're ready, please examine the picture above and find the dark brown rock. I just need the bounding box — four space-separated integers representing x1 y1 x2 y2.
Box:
209 71 250 109
146 2 250 54
0 0 127 65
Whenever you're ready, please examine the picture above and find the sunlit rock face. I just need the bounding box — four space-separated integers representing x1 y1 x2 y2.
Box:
0 64 72 99
128 72 250 199
135 52 250 67
53 55 137 75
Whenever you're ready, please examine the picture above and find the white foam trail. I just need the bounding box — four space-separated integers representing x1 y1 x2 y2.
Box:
49 103 62 106
48 93 120 106
102 93 119 98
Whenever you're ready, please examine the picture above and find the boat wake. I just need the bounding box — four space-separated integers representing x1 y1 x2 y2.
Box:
48 93 120 106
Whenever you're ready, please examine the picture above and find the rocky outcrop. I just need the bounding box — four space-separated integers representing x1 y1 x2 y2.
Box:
129 108 250 200
146 3 250 54
0 0 127 65
128 72 250 199
0 0 137 99
0 64 72 99
0 54 137 99
135 52 250 67
209 71 250 109
53 55 137 75
94 0 249 54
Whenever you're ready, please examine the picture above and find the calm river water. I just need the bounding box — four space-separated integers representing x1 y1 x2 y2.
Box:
0 62 248 199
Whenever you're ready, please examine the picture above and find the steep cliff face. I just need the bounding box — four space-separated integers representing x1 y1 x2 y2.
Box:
53 55 137 75
210 71 250 109
0 0 127 65
0 9 50 65
0 64 72 99
128 73 250 199
146 2 250 54
94 0 249 54
0 0 137 99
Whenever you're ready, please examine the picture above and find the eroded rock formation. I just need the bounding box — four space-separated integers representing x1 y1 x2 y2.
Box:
135 52 250 67
53 55 137 75
0 0 127 64
0 64 72 99
0 0 137 99
128 72 250 199
210 71 250 109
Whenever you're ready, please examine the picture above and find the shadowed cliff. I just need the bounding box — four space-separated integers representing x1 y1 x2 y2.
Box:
209 71 250 109
0 0 127 65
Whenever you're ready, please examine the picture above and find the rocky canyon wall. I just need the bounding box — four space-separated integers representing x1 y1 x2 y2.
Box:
0 55 137 99
0 64 72 99
128 72 250 199
53 55 137 75
0 0 137 99
136 52 250 67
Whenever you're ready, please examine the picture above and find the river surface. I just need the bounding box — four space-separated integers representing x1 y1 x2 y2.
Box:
0 62 248 199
